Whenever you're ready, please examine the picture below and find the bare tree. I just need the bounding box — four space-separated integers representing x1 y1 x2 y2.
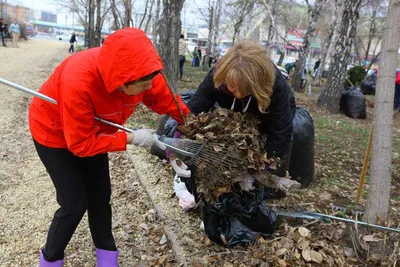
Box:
212 0 223 61
144 0 155 33
292 0 327 91
109 0 122 30
157 0 185 90
56 0 110 47
123 0 132 27
153 0 161 44
315 0 342 85
202 0 215 71
317 0 362 111
365 0 400 224
228 0 256 44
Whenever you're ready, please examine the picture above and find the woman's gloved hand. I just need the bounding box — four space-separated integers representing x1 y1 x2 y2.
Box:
128 129 166 150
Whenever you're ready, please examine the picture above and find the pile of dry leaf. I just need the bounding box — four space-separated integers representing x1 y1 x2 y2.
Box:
176 108 278 202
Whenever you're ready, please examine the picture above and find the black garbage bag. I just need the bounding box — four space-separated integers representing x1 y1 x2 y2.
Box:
361 79 376 95
289 107 315 188
201 188 278 246
340 88 367 119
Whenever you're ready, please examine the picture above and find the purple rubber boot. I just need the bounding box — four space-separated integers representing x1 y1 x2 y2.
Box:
96 248 119 267
39 250 63 267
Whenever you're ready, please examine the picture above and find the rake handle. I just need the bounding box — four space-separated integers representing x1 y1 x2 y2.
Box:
0 77 135 133
355 126 373 204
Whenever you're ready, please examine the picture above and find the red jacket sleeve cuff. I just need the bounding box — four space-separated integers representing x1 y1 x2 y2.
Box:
111 131 127 152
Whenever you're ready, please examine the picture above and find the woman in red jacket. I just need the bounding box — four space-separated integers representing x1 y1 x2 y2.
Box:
29 28 190 266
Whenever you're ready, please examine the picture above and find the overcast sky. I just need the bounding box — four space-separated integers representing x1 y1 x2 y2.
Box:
11 0 207 29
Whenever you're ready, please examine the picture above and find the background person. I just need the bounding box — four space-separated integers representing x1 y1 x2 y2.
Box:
0 18 7 47
29 28 190 266
9 20 19 48
69 32 77 53
178 34 192 80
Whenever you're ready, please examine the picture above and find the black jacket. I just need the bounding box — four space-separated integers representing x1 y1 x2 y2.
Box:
69 34 76 43
187 67 296 160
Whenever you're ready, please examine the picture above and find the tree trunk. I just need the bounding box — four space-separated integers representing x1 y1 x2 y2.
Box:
202 0 215 71
365 0 400 224
232 22 241 44
364 10 377 61
157 0 185 91
94 0 102 47
292 0 326 91
212 0 222 61
139 0 150 29
144 0 155 33
317 0 362 112
109 0 121 30
316 0 341 85
153 0 161 44
123 0 132 27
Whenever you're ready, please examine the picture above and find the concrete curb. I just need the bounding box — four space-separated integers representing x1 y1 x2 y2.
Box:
129 153 187 266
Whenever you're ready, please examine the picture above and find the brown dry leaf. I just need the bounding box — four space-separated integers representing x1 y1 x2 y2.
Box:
298 227 310 237
159 234 167 245
213 145 223 152
296 238 310 250
156 255 167 265
310 250 323 263
275 248 287 256
302 249 312 262
344 247 355 257
194 133 205 141
363 234 382 242
278 259 287 267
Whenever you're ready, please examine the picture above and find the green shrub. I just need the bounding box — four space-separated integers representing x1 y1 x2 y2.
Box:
344 66 366 88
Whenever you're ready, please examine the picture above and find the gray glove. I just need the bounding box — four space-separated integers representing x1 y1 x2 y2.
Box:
130 129 166 150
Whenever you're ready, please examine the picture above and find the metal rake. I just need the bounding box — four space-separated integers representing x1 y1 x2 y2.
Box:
156 135 244 170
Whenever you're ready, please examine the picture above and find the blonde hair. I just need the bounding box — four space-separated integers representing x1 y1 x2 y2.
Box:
214 40 276 113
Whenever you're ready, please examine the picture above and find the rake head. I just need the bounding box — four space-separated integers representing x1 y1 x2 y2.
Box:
156 135 244 171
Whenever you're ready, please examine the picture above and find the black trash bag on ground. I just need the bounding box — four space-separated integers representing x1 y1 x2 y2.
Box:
361 79 376 95
340 88 367 119
289 107 315 188
201 188 278 246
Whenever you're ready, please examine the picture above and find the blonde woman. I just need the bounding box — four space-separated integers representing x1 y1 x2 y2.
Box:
187 40 296 175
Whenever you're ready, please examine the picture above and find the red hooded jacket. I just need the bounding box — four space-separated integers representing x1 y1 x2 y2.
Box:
396 71 400 85
29 28 189 157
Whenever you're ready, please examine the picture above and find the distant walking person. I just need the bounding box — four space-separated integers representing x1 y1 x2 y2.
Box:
178 34 192 80
10 21 20 48
0 18 7 47
313 58 321 78
69 32 77 53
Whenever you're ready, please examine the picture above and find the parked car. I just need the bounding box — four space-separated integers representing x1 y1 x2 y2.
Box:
26 26 36 37
56 33 71 41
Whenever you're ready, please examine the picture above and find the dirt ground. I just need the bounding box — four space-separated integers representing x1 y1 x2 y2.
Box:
0 39 399 266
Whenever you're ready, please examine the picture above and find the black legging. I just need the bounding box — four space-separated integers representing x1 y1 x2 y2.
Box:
33 140 116 261
68 42 74 53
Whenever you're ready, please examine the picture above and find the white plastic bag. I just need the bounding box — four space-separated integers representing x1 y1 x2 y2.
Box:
173 175 196 211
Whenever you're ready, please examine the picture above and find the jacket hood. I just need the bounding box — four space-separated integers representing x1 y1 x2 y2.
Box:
97 28 163 93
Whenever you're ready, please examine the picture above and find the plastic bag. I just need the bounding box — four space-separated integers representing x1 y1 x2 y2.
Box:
361 79 376 95
201 188 278 246
340 88 367 119
289 107 315 187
